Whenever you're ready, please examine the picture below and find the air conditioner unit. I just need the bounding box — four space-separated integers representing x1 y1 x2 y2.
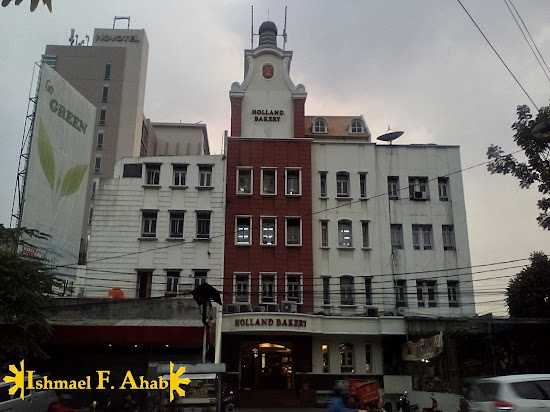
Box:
264 303 279 312
225 303 239 313
280 300 298 313
253 306 266 312
414 191 428 200
366 306 379 317
239 303 252 313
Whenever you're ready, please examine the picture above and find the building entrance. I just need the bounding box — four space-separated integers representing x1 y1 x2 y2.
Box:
240 343 293 389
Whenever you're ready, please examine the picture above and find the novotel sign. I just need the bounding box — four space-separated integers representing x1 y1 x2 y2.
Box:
95 34 140 43
234 317 307 328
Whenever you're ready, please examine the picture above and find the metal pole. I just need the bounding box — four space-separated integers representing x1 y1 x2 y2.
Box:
202 302 208 363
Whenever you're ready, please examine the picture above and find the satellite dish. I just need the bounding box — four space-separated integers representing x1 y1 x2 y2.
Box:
377 131 404 142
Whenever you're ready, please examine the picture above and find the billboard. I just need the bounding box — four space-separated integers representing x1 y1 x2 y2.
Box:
21 64 95 282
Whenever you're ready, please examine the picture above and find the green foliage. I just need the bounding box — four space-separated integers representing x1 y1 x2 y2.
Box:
506 251 550 318
1 0 52 12
0 225 56 362
38 122 55 190
487 104 550 230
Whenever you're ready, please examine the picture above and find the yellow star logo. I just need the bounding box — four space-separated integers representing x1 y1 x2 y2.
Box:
169 362 191 402
3 360 25 400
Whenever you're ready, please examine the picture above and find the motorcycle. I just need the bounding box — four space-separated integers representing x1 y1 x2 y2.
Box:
221 390 235 412
398 391 419 412
422 394 442 412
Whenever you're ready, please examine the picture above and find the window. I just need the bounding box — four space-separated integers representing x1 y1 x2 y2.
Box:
322 276 331 305
359 172 367 198
234 273 250 303
447 281 459 307
417 280 437 307
286 168 301 195
438 177 449 201
91 181 97 198
361 221 370 248
336 172 350 197
338 220 352 248
261 217 276 245
198 165 212 187
166 270 180 296
88 207 93 225
322 344 330 373
101 84 109 102
286 274 302 303
96 131 104 149
137 270 153 298
412 224 433 250
365 277 373 306
237 168 252 194
196 211 211 239
123 163 142 178
286 218 301 246
351 120 363 133
320 220 329 247
409 177 429 200
141 211 157 238
319 171 328 198
194 270 207 289
388 176 399 200
260 273 276 303
173 165 187 186
261 168 276 195
146 164 160 185
94 155 102 173
395 280 407 307
99 108 106 125
340 343 354 373
340 276 355 305
104 62 112 80
365 344 372 373
390 224 403 249
169 211 185 238
236 216 251 245
442 225 455 250
314 118 326 133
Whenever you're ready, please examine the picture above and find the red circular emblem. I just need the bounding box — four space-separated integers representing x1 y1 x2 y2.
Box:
262 63 274 80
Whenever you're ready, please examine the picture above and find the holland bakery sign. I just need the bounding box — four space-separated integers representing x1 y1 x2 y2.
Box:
234 317 307 328
252 109 284 122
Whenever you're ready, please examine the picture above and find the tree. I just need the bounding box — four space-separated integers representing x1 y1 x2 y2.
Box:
506 251 550 318
487 104 550 230
0 224 57 362
1 0 52 12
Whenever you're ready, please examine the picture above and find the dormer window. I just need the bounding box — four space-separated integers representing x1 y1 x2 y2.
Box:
314 118 327 133
351 120 363 133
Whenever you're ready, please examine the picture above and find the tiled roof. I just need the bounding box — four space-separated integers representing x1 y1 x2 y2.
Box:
304 115 370 140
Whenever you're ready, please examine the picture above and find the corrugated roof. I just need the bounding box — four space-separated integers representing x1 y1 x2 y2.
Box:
48 318 204 327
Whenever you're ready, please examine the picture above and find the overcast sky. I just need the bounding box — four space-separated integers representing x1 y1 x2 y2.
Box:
1 0 549 316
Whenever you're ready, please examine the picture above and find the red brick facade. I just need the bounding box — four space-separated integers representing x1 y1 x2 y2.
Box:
293 98 306 138
230 96 243 137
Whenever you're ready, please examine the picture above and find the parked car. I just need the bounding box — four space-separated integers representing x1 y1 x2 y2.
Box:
466 374 550 412
0 374 58 412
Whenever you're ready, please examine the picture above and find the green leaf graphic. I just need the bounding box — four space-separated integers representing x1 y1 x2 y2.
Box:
37 121 55 189
60 164 88 196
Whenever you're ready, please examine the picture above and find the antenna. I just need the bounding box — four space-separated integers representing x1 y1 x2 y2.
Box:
282 6 288 50
250 6 254 49
68 28 75 46
113 16 130 29
376 125 404 144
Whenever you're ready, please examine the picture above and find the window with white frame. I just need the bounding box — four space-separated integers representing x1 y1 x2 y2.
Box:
365 277 373 306
390 224 403 249
260 273 276 303
286 273 302 303
447 280 459 307
261 217 276 245
322 344 330 373
234 273 250 303
351 120 363 133
286 168 301 195
438 177 449 201
319 171 328 198
165 270 180 296
173 164 187 186
141 211 157 238
146 164 160 185
236 216 251 245
388 176 399 200
322 276 331 305
361 221 370 248
194 270 207 289
169 211 185 238
395 279 407 307
94 155 102 173
96 131 104 149
417 280 437 307
336 172 350 197
198 165 212 187
104 62 112 80
365 344 372 373
237 168 252 194
338 220 352 248
314 118 327 133
359 172 367 198
261 168 276 195
442 225 455 250
196 211 211 239
412 224 433 250
340 343 354 373
409 177 429 200
320 220 329 247
99 108 106 125
340 276 355 305
101 84 109 102
286 218 301 246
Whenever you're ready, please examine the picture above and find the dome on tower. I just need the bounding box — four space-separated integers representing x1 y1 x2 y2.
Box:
258 21 278 47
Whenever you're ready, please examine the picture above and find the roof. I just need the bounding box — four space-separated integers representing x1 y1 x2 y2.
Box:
304 115 370 139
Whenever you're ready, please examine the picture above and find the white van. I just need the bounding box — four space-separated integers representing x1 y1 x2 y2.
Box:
0 374 58 412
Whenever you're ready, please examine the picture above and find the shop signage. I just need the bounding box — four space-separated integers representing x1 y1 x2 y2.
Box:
234 317 307 328
252 109 284 122
95 34 140 43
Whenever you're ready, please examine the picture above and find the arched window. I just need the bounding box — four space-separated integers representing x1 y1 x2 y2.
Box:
314 118 327 133
340 276 355 305
351 120 363 133
338 220 352 248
